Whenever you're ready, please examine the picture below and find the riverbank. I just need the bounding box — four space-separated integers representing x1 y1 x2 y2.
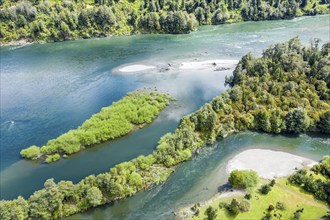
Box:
177 178 329 219
0 39 35 47
176 150 328 219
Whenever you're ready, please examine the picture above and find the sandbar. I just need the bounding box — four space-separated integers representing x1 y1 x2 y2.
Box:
226 149 316 179
118 64 156 72
179 59 238 70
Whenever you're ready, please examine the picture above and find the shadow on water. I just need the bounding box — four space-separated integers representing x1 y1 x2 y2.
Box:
217 183 232 193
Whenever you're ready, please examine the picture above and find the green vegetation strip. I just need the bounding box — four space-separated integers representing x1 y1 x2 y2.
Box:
20 90 170 163
0 0 329 45
1 38 330 219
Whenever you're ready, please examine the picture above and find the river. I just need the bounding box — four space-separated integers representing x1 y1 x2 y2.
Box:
0 15 329 219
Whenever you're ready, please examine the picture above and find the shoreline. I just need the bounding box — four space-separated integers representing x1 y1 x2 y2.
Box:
0 39 35 47
2 14 329 48
0 32 134 47
175 149 321 219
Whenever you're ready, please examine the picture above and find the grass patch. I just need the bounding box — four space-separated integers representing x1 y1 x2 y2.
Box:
191 180 328 220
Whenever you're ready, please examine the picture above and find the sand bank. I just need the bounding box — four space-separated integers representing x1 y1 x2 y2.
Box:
179 59 238 70
118 64 156 73
226 149 316 179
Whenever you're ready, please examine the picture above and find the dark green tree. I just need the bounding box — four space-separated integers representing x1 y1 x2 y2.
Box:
285 108 310 133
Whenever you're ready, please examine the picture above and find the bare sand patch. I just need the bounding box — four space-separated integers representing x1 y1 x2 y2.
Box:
226 149 316 179
118 64 156 73
179 59 238 70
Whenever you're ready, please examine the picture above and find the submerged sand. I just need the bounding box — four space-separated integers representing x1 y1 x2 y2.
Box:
118 64 156 72
179 59 238 70
115 59 238 74
226 149 316 179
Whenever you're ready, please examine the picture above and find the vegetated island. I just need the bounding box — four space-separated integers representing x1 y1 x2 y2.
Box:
20 89 171 163
1 37 330 219
0 0 329 45
177 150 329 220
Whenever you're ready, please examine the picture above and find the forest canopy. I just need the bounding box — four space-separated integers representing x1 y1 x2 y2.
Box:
2 38 330 219
0 0 329 44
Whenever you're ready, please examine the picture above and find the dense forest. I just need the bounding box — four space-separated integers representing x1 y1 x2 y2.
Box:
0 0 329 44
20 90 170 163
1 38 329 219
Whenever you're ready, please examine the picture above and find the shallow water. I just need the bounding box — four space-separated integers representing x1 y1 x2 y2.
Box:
0 14 329 218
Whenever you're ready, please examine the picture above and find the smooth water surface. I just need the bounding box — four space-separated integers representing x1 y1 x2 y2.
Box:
0 15 329 217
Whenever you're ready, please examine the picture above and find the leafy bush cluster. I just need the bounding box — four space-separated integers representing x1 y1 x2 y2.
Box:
20 90 170 163
218 199 251 216
259 184 272 194
1 0 329 44
228 169 259 189
2 38 330 219
288 156 330 204
311 155 330 177
205 206 217 220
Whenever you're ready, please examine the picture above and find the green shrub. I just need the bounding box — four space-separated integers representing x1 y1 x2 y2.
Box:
244 193 252 200
45 154 60 163
228 170 259 189
238 200 250 212
226 199 240 216
205 206 217 220
20 145 40 159
259 184 272 195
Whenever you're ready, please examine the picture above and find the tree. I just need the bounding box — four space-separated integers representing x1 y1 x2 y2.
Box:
238 200 250 212
228 170 259 189
20 145 40 159
300 0 308 8
269 179 276 187
195 7 205 24
259 184 271 194
86 187 103 207
191 104 218 132
205 206 217 220
28 179 64 219
0 196 29 220
318 111 330 134
285 108 310 133
45 154 60 163
226 199 240 216
244 193 252 200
